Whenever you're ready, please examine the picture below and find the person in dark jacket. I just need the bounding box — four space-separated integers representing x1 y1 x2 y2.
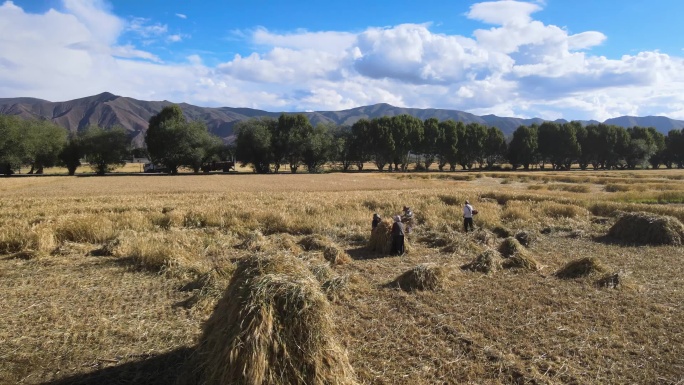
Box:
390 215 405 255
372 213 381 230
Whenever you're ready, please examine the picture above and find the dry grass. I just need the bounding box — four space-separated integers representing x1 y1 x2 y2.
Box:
1 171 683 385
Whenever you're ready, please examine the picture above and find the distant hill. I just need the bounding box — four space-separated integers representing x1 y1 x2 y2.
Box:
1 92 682 147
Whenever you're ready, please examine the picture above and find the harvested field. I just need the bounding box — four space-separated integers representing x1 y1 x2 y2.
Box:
1 170 683 385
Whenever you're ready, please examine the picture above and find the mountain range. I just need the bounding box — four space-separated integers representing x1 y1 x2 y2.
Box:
1 92 683 147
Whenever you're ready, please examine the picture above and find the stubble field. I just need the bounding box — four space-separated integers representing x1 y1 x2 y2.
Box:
1 170 683 385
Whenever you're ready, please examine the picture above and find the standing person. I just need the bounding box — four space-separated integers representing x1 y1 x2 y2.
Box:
372 213 381 230
390 215 405 255
401 206 414 233
463 200 476 232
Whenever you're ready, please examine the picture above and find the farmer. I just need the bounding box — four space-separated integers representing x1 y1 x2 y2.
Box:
372 213 381 230
402 206 414 233
463 200 476 232
391 215 405 255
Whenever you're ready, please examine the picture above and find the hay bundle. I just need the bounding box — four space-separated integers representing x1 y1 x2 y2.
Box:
473 229 496 246
270 233 302 254
608 212 684 245
462 249 502 274
322 275 349 302
498 237 525 258
514 231 535 247
555 257 607 279
368 219 393 254
503 253 540 271
323 245 352 265
299 234 333 251
235 230 267 251
181 254 357 385
392 263 447 291
368 219 410 255
492 226 513 238
309 262 334 283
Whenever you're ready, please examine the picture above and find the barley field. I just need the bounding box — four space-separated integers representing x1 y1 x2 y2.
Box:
1 170 683 385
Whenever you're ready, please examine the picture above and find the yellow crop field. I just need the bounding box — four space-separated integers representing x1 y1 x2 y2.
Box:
1 170 683 384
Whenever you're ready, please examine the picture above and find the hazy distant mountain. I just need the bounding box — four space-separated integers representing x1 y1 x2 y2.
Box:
1 92 682 147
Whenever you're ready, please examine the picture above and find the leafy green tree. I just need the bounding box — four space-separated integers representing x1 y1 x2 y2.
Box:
58 135 84 175
302 123 335 173
24 120 68 174
389 115 423 171
537 122 580 170
420 118 442 170
436 120 459 171
483 126 506 169
0 115 27 174
664 129 684 168
457 123 487 170
508 125 538 170
647 128 666 169
272 114 312 173
146 105 219 174
625 127 656 169
368 117 394 171
235 118 273 174
350 119 372 170
81 126 129 175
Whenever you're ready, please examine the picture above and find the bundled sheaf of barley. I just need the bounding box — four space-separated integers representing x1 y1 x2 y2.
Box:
323 245 352 265
235 230 267 251
392 263 447 291
498 237 526 258
555 257 607 279
179 253 358 385
368 219 410 255
299 234 333 251
269 233 302 255
498 237 540 271
368 219 393 254
462 249 502 274
608 211 684 245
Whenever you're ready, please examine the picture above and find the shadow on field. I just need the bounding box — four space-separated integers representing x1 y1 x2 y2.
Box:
41 347 193 385
346 246 397 260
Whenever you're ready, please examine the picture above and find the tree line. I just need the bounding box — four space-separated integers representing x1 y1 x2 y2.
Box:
2 105 684 175
236 114 684 172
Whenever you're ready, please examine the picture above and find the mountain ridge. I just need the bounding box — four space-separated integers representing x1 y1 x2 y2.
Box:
1 92 682 147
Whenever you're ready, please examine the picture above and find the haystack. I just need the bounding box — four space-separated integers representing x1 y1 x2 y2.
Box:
462 249 502 274
368 219 410 255
503 253 540 271
322 275 349 302
392 263 447 291
514 231 535 247
270 233 302 254
299 234 333 251
554 257 607 279
309 262 334 283
492 226 513 238
473 229 496 247
498 237 525 258
323 245 352 265
608 212 684 245
235 230 267 251
180 254 357 385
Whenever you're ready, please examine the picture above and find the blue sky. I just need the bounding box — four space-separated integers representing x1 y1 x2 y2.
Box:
1 0 683 121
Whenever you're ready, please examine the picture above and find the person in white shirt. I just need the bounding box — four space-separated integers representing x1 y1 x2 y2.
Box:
463 200 475 232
